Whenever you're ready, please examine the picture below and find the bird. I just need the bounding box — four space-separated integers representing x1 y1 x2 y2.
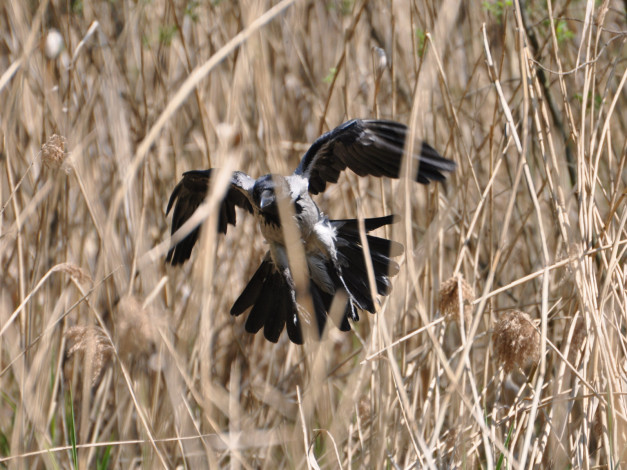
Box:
166 119 456 344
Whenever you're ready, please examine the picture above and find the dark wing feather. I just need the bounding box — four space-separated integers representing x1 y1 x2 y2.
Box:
294 119 456 194
330 215 403 314
166 169 254 265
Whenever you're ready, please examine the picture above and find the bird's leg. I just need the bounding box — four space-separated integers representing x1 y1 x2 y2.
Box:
278 263 319 340
279 265 298 308
332 264 359 322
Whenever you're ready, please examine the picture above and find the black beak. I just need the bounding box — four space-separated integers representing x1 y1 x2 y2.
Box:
259 189 274 211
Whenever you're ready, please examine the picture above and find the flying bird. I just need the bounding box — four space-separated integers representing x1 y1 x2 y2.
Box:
166 119 455 344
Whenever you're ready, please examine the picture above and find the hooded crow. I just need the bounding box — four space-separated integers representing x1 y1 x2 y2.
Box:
166 119 455 344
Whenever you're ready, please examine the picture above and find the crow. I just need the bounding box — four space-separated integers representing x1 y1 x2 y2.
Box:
166 119 455 344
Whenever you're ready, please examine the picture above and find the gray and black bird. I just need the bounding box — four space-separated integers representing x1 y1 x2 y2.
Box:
166 119 455 344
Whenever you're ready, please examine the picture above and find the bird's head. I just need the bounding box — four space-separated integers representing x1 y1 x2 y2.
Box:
252 175 290 226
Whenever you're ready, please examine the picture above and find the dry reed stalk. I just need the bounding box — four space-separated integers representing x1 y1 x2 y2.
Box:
0 0 625 467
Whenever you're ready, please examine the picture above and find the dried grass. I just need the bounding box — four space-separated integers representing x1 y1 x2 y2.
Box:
1 0 625 468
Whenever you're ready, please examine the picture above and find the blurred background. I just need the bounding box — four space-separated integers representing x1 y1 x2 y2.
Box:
0 0 625 468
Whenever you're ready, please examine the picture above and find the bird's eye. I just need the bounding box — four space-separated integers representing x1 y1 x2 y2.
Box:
294 196 304 214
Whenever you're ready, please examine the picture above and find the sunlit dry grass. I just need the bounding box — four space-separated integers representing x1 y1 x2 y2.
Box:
1 0 626 468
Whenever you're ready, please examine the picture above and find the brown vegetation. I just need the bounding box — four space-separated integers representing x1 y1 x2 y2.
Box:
0 0 625 468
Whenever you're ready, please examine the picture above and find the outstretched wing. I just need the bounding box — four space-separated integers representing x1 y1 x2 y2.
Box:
165 169 254 265
294 119 456 195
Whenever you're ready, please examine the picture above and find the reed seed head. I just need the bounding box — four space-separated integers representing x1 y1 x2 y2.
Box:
492 310 540 373
439 274 475 326
64 325 114 387
41 134 68 171
116 295 164 362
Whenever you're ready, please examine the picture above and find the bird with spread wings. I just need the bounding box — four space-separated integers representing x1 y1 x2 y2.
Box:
166 119 456 344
